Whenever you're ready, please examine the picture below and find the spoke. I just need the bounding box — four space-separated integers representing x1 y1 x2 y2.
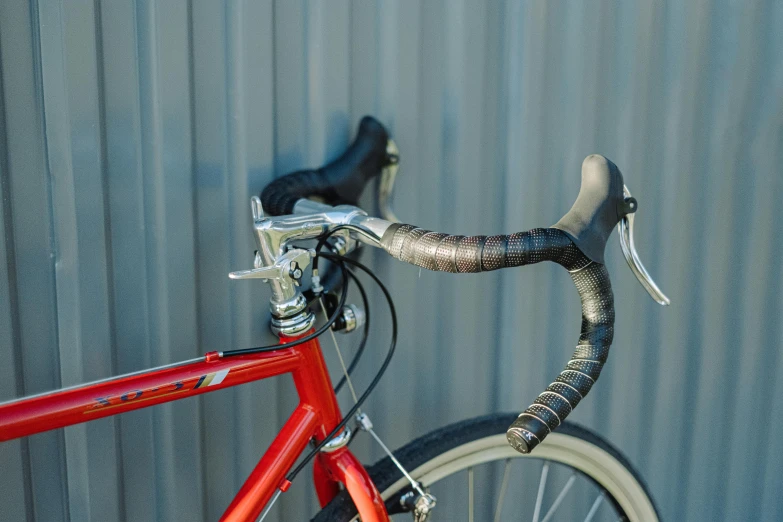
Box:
583 492 605 522
468 467 474 522
539 474 576 522
532 462 549 522
493 459 512 522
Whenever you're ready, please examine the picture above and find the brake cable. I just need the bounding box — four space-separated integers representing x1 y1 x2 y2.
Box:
285 252 397 483
334 269 370 394
220 260 349 357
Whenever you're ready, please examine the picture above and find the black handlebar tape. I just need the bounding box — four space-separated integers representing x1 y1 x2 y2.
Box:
380 154 632 453
506 260 613 453
379 225 613 452
380 225 592 274
260 116 391 216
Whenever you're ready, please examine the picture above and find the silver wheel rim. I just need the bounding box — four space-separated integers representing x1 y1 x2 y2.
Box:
371 432 658 522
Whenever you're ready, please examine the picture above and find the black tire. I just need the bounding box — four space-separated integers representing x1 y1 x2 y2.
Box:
312 413 659 521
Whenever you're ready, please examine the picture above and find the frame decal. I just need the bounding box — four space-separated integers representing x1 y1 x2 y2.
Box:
194 368 229 389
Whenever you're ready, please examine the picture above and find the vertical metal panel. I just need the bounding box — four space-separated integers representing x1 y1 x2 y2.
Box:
0 1 781 520
0 5 32 518
0 0 69 520
99 1 156 518
37 1 122 519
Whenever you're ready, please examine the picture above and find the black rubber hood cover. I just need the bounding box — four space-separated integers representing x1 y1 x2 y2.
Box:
552 154 630 264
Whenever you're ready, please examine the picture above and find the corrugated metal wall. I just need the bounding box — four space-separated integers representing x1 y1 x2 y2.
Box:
1 0 781 520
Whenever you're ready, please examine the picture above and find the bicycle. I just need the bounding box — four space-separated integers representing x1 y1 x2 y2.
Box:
0 116 668 521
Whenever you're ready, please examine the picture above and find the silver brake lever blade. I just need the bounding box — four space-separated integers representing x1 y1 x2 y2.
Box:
378 139 400 223
618 185 670 305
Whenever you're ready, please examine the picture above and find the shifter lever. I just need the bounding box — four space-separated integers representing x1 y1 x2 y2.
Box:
229 248 313 286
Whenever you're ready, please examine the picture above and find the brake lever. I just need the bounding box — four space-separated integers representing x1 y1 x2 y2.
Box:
378 139 400 222
617 185 670 305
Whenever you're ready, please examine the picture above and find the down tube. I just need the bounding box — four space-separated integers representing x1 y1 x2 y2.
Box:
220 404 319 522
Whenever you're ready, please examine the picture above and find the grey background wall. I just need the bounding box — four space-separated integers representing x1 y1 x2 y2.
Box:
1 0 781 520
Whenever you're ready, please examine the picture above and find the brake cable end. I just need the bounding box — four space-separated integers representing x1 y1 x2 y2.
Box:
311 269 323 296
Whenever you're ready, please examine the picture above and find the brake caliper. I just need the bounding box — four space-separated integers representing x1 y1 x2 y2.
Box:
399 490 437 522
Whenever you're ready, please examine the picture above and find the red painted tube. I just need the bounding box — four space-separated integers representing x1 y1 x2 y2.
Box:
0 350 301 441
220 404 319 521
289 334 343 441
313 454 341 508
0 329 391 521
321 447 389 522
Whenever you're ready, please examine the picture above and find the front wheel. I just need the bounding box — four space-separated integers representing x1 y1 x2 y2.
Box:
312 413 658 522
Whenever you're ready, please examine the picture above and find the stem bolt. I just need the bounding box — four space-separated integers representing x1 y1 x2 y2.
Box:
289 261 303 283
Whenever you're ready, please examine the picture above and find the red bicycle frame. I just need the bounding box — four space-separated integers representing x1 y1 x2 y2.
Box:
0 332 389 521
